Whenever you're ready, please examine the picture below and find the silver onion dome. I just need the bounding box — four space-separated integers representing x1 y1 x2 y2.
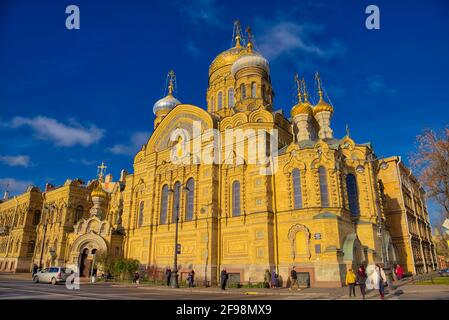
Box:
231 52 270 77
153 94 181 114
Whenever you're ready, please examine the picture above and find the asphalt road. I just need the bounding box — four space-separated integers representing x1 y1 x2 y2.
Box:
1 274 449 300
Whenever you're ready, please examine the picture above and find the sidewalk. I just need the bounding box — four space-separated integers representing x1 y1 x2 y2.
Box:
110 278 415 300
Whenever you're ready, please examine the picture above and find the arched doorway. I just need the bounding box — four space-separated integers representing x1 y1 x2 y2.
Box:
79 248 89 277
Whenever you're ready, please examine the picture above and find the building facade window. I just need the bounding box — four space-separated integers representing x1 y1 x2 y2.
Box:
28 240 35 254
292 168 303 209
211 97 215 111
232 180 241 216
186 178 194 221
160 185 169 224
251 82 257 98
172 182 181 223
318 166 330 207
240 84 246 100
227 88 234 107
138 201 144 227
346 174 360 215
74 205 83 224
217 91 223 110
32 210 41 226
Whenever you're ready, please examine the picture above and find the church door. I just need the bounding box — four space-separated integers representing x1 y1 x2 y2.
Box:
79 248 89 277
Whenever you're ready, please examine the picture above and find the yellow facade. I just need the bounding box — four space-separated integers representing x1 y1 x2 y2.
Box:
0 23 437 287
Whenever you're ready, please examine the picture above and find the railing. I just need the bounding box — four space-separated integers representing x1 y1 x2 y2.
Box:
411 271 439 284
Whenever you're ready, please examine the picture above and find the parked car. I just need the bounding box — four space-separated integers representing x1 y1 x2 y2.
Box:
33 267 73 285
438 269 449 277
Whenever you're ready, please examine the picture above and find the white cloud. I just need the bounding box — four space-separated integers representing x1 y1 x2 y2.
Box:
9 116 104 147
256 21 346 61
0 155 31 167
0 178 34 195
185 40 202 57
68 158 97 166
178 0 224 27
366 75 397 95
109 131 150 156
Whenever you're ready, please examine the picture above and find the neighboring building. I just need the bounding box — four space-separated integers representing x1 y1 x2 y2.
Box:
0 22 437 287
378 157 438 274
0 187 42 272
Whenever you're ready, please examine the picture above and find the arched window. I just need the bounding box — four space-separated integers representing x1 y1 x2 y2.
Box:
346 174 360 216
138 201 144 227
227 88 234 107
292 169 303 209
211 97 215 111
318 166 329 207
251 82 257 98
262 84 266 101
240 84 246 100
32 210 41 226
217 92 223 110
232 181 241 216
185 178 194 221
74 205 83 224
28 240 35 254
160 185 169 224
172 182 181 223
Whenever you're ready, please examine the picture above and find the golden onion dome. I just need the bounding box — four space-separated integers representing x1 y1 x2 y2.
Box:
91 182 107 198
209 42 247 77
291 101 313 117
313 97 333 115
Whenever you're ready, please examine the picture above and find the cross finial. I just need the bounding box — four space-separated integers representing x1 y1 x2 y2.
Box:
346 124 350 137
233 20 243 47
167 70 176 96
294 73 302 104
246 26 253 52
301 79 309 102
315 72 324 101
97 162 107 181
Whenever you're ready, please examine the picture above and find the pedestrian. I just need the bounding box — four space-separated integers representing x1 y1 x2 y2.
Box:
165 267 172 286
289 266 299 290
271 271 277 288
188 270 195 288
264 269 271 288
133 271 140 284
356 265 367 299
375 264 387 300
346 268 356 297
31 263 38 279
395 264 404 280
220 269 228 290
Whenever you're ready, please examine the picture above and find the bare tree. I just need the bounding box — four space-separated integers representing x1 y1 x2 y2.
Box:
410 126 449 218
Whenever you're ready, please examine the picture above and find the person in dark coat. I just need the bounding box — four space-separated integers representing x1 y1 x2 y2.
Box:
188 270 195 288
220 269 228 290
165 267 172 286
356 265 367 299
31 264 38 279
271 272 277 288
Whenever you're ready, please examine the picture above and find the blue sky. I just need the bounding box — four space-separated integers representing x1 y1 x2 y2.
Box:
1 0 448 225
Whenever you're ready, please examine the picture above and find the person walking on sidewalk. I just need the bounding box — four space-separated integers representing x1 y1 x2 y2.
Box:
31 264 38 279
188 270 195 288
346 268 357 297
289 266 299 290
375 264 387 300
221 269 228 290
264 269 271 288
165 267 172 286
395 264 404 280
271 271 277 288
356 265 367 299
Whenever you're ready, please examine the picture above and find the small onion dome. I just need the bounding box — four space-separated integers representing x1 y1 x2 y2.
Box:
313 97 333 115
91 182 107 198
291 101 313 117
230 42 269 77
153 93 181 115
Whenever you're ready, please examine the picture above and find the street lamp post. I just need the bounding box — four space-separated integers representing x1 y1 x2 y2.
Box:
168 184 189 288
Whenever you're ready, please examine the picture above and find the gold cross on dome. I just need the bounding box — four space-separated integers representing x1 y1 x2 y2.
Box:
97 162 107 181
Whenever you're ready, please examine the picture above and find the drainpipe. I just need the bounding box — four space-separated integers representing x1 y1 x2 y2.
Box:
397 156 416 274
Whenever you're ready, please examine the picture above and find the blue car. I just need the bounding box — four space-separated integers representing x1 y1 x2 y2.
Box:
438 269 449 277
